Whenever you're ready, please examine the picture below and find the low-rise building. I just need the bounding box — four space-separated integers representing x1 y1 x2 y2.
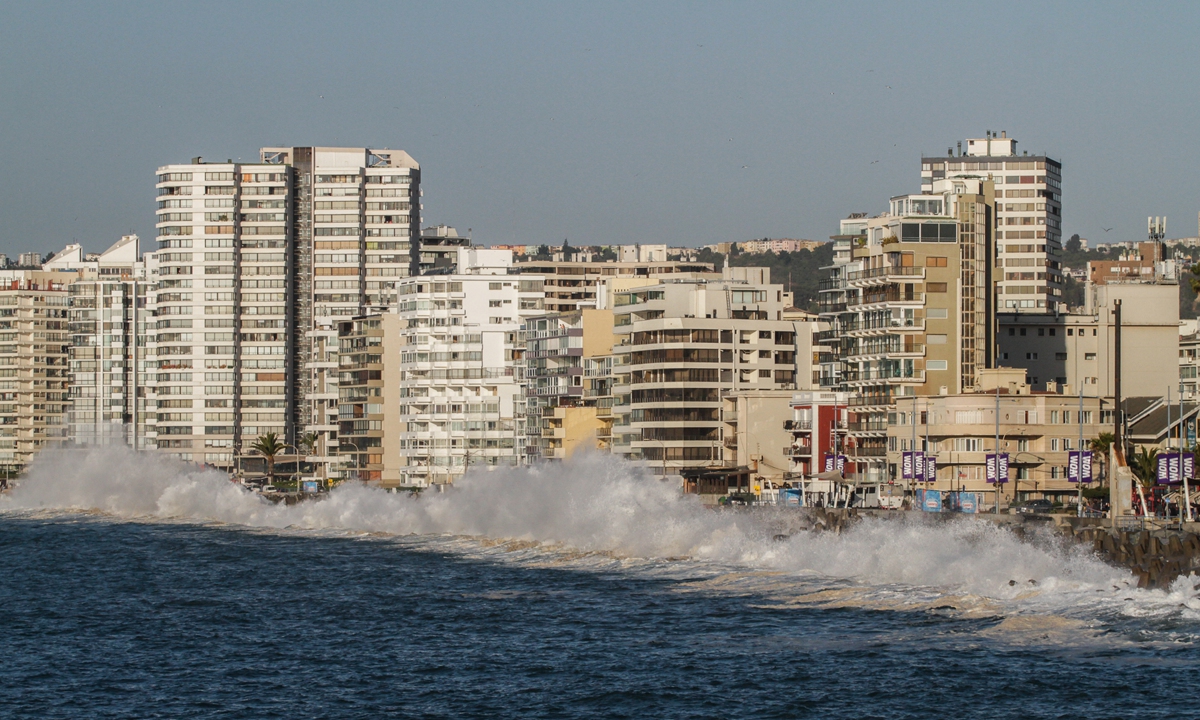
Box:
886 368 1112 509
513 258 713 313
998 283 1178 397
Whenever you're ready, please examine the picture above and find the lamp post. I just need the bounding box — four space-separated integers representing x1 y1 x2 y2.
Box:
339 439 361 484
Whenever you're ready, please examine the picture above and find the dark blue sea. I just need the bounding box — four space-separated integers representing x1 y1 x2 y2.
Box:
1 448 1198 719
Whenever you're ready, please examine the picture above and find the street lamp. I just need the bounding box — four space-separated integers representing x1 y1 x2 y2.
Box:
339 439 361 484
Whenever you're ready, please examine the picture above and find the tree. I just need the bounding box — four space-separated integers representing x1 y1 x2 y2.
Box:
1090 432 1114 484
299 431 320 473
251 432 287 487
1129 445 1158 516
1065 233 1082 252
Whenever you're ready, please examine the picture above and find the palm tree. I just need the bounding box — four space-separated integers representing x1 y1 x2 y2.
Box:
1090 432 1114 484
1129 445 1157 516
298 431 320 473
251 432 287 487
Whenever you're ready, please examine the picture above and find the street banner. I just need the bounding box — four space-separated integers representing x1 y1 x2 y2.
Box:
836 454 847 472
824 453 835 473
986 453 1009 484
924 456 937 483
1184 452 1194 480
1068 450 1093 483
902 451 913 479
913 451 925 482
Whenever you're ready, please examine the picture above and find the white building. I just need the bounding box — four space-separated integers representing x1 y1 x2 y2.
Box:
65 236 156 449
384 249 545 487
922 131 1063 313
153 146 421 469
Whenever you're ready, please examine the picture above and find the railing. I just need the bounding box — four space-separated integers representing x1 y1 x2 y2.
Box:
847 266 924 282
819 278 846 291
851 291 924 307
785 445 813 456
848 421 889 432
818 302 848 314
850 447 888 457
849 394 893 407
843 367 921 382
845 343 924 360
841 317 924 333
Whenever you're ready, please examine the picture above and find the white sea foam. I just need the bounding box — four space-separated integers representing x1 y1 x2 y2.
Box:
3 445 1198 625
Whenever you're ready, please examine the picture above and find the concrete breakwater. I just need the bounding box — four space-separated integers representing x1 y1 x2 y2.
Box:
759 507 1200 590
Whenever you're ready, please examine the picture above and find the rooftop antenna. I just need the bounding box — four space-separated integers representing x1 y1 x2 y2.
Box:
956 141 962 156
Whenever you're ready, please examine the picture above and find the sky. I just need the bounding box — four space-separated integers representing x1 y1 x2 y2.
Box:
1 1 1199 256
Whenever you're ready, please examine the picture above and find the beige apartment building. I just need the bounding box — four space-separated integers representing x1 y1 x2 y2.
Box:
0 270 78 469
514 258 713 313
888 369 1111 509
522 308 615 461
610 266 818 477
820 177 995 482
997 283 1178 397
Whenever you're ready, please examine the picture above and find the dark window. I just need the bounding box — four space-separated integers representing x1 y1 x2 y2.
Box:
927 282 948 293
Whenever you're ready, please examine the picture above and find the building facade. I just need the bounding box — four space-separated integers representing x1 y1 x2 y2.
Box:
0 271 76 469
610 267 814 477
922 132 1063 313
153 146 420 468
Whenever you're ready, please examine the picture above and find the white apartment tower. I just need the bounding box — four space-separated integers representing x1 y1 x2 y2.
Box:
921 132 1062 313
153 147 420 468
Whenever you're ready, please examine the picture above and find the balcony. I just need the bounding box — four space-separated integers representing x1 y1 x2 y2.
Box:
846 266 925 287
849 393 894 408
848 421 888 433
785 444 813 457
845 342 924 362
849 290 924 310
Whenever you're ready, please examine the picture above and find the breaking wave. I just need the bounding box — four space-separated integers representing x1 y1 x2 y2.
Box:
2 445 1198 626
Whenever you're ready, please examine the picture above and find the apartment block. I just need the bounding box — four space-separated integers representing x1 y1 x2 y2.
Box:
718 389 796 487
886 369 1111 508
521 308 615 461
153 146 420 468
922 132 1062 312
65 236 155 449
997 283 1178 397
819 178 995 482
0 270 76 469
513 258 713 313
610 267 815 477
393 250 543 486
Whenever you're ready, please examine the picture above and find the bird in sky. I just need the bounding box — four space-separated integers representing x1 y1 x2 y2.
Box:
1103 227 1113 232
871 160 879 164
741 165 749 169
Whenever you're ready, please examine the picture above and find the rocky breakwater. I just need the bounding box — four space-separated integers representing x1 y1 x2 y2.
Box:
1061 519 1200 589
760 507 1200 590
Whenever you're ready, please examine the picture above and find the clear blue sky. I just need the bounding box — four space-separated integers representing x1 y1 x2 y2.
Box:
1 1 1198 255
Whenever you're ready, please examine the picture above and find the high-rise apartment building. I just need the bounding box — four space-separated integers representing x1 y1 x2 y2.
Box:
153 147 420 468
0 270 75 469
921 132 1062 312
818 178 996 482
65 235 156 449
337 249 545 488
610 267 814 478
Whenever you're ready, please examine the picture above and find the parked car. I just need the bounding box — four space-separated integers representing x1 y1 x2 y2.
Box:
1010 499 1054 515
261 485 279 494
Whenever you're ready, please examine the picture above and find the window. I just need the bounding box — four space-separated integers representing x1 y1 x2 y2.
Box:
927 360 948 371
927 282 947 292
928 308 948 319
1020 328 1026 336
1026 352 1038 360
1084 352 1096 360
1038 328 1045 336
927 334 947 344
926 256 948 267
1008 328 1015 336
953 438 980 451
758 369 771 378
1055 353 1068 361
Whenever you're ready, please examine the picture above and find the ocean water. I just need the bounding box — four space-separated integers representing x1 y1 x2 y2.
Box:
2 448 1199 719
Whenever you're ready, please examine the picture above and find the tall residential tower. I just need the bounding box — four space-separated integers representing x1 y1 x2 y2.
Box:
153 147 420 468
921 132 1062 313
